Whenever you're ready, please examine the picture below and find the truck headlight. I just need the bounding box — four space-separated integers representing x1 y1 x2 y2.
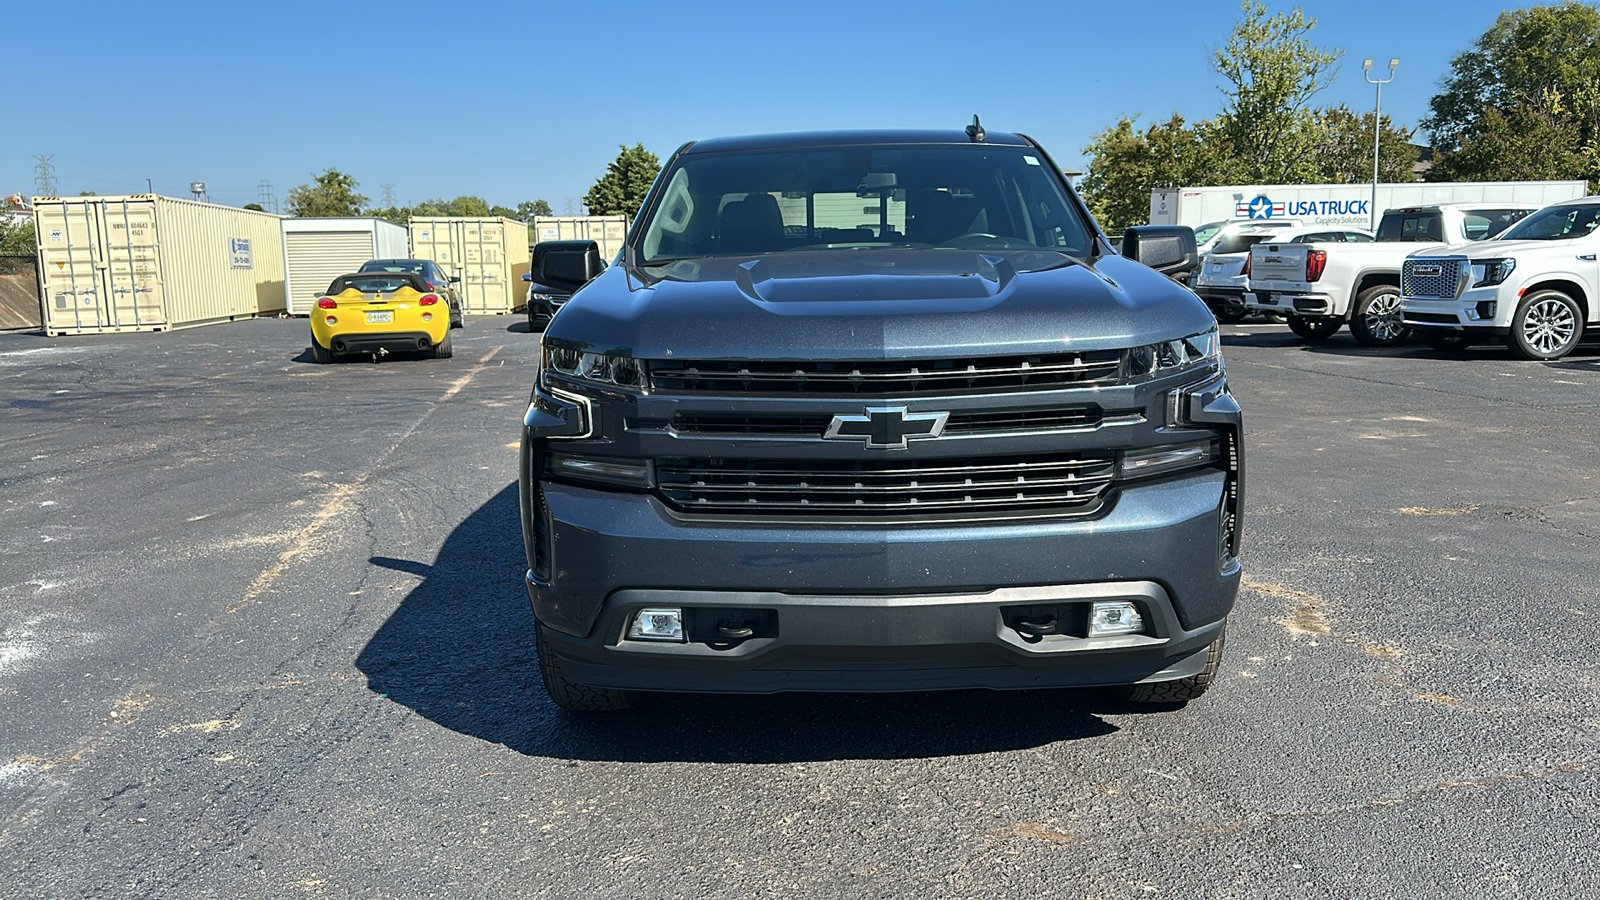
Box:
1470 258 1515 288
1124 326 1219 380
1118 439 1221 480
542 341 648 389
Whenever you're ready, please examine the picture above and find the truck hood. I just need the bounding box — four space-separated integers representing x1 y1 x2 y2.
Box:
1413 238 1587 259
545 249 1215 360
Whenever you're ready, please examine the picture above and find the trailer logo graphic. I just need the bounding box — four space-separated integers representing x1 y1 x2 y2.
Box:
1239 196 1285 220
229 238 253 270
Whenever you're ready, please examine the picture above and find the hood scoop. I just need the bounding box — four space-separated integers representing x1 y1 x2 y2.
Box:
732 251 1018 308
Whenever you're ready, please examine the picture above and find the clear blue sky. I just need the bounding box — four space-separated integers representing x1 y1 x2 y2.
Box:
2 0 1527 212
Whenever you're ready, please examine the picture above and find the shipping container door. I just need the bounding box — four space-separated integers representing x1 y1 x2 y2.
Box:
40 201 165 333
285 231 375 315
102 200 165 328
461 222 506 314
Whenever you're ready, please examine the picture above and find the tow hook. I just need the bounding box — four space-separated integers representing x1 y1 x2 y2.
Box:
1014 614 1062 638
715 620 756 640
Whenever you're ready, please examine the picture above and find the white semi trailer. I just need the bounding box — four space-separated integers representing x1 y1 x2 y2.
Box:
1149 180 1586 231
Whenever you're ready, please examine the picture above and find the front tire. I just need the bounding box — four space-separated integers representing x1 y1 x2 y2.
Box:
535 622 637 711
1349 285 1410 347
1121 632 1224 705
1509 289 1583 360
1287 315 1343 341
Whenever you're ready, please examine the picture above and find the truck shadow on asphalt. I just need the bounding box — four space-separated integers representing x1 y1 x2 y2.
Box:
355 484 1126 763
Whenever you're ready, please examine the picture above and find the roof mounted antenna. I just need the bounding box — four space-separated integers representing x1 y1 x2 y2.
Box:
966 115 986 143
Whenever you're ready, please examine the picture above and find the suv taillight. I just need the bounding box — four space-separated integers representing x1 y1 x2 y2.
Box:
1242 253 1250 277
1306 250 1327 283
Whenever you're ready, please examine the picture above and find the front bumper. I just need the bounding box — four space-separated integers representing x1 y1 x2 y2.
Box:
1402 291 1510 334
539 580 1226 693
524 467 1238 692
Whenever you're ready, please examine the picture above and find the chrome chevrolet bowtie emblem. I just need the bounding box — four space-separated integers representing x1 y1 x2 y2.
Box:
824 407 949 450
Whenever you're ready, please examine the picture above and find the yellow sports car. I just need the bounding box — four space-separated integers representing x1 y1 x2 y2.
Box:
310 272 454 363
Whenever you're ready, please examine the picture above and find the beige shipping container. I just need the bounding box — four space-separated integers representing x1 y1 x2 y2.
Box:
281 218 410 315
34 195 285 336
408 216 524 315
532 215 629 263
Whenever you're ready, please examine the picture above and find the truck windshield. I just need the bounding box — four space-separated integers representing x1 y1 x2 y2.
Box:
1498 205 1600 241
636 144 1095 263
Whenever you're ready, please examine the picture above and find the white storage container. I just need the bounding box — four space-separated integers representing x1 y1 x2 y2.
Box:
408 216 525 315
281 218 408 315
34 195 286 336
532 215 629 263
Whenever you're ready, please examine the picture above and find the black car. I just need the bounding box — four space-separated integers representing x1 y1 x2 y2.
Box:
358 258 464 329
519 124 1238 712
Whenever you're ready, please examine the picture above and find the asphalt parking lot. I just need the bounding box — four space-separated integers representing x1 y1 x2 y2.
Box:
2 316 1597 898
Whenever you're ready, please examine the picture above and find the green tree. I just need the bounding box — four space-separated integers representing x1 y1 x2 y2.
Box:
1306 105 1417 184
1079 114 1235 234
1423 2 1600 153
517 199 554 220
0 219 35 256
286 168 367 217
1429 105 1586 182
583 144 660 216
243 202 266 212
1212 0 1342 183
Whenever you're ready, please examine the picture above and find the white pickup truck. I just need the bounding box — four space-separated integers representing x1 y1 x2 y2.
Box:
1245 204 1536 345
1402 196 1600 359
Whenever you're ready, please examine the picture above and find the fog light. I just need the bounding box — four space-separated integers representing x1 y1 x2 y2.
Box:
627 608 685 642
1088 601 1144 637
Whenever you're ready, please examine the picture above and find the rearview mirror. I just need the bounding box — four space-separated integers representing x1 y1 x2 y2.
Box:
1121 225 1198 279
449 275 461 284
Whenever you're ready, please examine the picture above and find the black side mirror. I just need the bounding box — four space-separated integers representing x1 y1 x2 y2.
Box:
533 240 604 291
449 275 462 283
1122 225 1198 279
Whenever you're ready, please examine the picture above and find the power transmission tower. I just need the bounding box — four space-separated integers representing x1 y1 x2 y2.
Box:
380 184 396 207
33 155 57 197
564 197 577 215
258 180 278 213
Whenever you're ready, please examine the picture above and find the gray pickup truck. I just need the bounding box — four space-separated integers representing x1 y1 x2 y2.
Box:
519 124 1243 710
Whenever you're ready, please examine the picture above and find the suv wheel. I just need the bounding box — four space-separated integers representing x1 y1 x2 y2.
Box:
1121 632 1224 705
1287 315 1342 341
1349 285 1410 346
535 621 637 711
1509 289 1583 360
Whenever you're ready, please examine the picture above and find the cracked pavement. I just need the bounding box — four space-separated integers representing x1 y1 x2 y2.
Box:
1 318 1597 898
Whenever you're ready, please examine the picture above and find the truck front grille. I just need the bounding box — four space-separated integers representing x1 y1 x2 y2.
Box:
664 406 1106 438
1401 259 1463 299
655 452 1116 518
649 352 1123 395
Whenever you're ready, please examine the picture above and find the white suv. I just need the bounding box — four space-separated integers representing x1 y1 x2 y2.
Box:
1401 197 1600 359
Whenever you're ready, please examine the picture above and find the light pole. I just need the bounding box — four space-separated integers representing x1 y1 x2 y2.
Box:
1363 57 1399 232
